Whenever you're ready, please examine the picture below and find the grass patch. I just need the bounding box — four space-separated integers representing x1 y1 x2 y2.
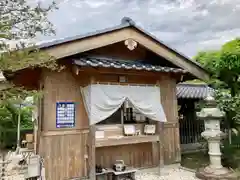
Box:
181 151 209 170
236 168 240 176
181 149 240 171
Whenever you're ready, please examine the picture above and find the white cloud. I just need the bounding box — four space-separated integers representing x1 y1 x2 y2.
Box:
37 0 240 57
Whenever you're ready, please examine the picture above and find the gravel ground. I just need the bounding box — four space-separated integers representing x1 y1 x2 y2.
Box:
0 167 26 180
136 164 200 180
2 164 199 180
1 174 25 180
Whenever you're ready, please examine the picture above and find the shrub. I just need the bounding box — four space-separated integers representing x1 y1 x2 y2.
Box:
221 136 240 169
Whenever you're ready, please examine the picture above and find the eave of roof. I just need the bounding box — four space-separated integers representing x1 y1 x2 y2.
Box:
38 17 208 76
38 23 130 49
176 83 214 99
73 56 187 74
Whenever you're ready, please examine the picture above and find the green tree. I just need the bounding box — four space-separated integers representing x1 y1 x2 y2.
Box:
0 0 60 101
0 0 60 149
195 38 240 143
0 101 33 149
0 102 33 129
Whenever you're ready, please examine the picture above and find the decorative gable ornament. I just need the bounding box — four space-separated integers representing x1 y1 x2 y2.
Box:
124 39 137 50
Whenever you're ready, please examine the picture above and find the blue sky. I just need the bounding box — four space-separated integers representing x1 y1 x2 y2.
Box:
38 0 240 57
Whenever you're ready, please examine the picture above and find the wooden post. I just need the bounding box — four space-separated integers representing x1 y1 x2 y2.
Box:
89 125 96 180
89 76 96 180
175 122 181 163
159 122 165 167
36 81 43 154
151 122 164 175
151 141 159 168
156 80 165 174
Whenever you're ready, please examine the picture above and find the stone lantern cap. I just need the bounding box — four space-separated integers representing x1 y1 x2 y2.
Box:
195 93 239 180
204 93 217 108
197 94 225 120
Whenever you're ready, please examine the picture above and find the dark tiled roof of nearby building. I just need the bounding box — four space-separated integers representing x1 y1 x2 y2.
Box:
176 83 214 99
38 17 207 74
73 56 187 73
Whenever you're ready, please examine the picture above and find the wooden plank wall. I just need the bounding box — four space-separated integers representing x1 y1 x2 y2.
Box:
160 76 181 164
40 69 90 180
96 143 158 169
42 69 89 131
39 130 89 180
163 122 181 164
39 68 181 180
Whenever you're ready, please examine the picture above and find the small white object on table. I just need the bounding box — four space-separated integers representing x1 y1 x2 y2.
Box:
112 168 138 180
124 125 136 136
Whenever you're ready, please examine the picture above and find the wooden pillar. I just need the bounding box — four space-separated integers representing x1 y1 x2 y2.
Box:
159 122 165 167
152 122 165 174
89 125 96 180
89 76 96 180
36 80 43 154
151 141 159 166
159 77 181 164
155 80 165 169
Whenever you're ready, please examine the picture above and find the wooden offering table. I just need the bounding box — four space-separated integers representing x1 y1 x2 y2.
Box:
96 135 159 148
95 124 160 169
96 169 114 180
112 168 138 180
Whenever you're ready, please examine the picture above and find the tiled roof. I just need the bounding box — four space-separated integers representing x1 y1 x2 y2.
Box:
75 56 211 99
176 83 214 99
73 56 187 73
38 17 206 74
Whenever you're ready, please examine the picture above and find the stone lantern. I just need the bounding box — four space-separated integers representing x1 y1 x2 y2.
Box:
195 94 238 180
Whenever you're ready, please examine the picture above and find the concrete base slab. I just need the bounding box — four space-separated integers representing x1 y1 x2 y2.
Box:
196 166 239 180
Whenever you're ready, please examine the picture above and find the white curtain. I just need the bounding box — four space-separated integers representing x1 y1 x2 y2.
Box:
81 84 167 125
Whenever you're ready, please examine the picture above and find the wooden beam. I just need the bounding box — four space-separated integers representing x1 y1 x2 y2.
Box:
157 80 165 173
36 80 43 154
89 76 96 180
96 135 159 147
43 27 209 81
129 30 209 80
89 125 96 180
41 129 89 137
44 29 131 59
33 107 38 154
152 141 159 168
159 122 165 167
76 66 182 78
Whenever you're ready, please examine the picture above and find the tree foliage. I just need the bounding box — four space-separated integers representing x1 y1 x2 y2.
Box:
0 101 33 149
195 38 240 136
0 102 33 129
0 0 60 101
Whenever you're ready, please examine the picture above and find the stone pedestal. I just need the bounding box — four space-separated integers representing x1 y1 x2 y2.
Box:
195 95 238 180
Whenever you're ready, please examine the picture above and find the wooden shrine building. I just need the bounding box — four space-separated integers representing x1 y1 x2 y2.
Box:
4 17 209 180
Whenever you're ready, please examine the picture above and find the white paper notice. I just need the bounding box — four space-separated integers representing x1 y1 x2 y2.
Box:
144 125 156 134
95 131 105 139
124 125 136 135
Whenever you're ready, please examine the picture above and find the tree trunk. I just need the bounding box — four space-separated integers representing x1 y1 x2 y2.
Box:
227 87 236 145
228 130 232 145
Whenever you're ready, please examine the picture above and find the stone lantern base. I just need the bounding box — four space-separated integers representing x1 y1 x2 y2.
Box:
196 166 239 180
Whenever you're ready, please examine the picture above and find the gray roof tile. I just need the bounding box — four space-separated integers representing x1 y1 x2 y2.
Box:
73 56 187 74
38 17 207 74
177 83 214 99
73 56 211 99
